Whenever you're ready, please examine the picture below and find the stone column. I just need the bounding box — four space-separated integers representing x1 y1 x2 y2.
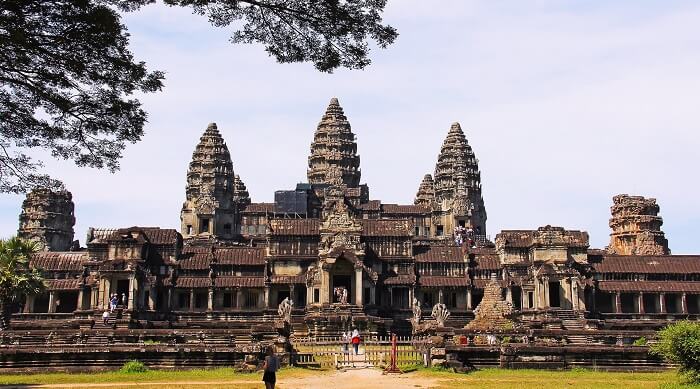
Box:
289 285 295 307
682 293 688 314
571 279 579 311
77 288 84 311
167 287 173 311
189 289 195 311
48 291 56 313
408 287 414 307
92 287 99 310
467 288 473 310
543 279 550 308
355 267 363 306
614 292 621 314
320 264 331 304
236 289 243 309
660 293 666 313
505 287 513 304
534 279 541 309
389 287 394 307
127 276 135 310
438 288 444 304
149 287 156 310
208 288 214 311
264 286 271 309
23 295 34 313
370 286 376 305
638 293 645 314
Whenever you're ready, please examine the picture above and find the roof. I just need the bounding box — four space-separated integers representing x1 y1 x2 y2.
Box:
214 276 265 288
414 246 465 263
383 274 416 285
361 219 412 236
598 281 700 293
179 246 266 268
358 200 381 211
381 204 429 215
593 255 700 274
419 276 469 287
86 228 119 244
175 277 211 288
497 227 589 249
241 203 275 213
472 254 501 270
45 278 81 290
31 252 87 271
269 219 320 236
88 227 179 245
140 228 179 245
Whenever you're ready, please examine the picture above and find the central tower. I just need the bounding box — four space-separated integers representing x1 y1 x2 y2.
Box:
307 98 361 188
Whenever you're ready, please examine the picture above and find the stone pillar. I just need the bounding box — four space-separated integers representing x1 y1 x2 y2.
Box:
77 288 84 311
264 286 271 309
438 288 444 304
682 293 688 314
321 265 331 304
571 279 579 311
149 287 156 310
505 287 513 304
467 288 473 310
638 293 645 314
189 289 195 311
208 288 214 311
389 287 394 307
543 279 550 308
24 295 34 313
534 279 541 309
660 293 666 313
614 292 621 314
370 286 376 305
236 289 243 309
355 267 363 306
289 285 295 307
48 291 56 313
92 287 99 310
127 276 135 310
167 288 173 311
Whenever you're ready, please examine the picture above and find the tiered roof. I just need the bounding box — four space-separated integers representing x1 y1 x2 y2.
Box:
184 123 236 208
307 98 361 187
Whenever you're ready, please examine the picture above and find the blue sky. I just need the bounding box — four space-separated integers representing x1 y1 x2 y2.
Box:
1 1 698 253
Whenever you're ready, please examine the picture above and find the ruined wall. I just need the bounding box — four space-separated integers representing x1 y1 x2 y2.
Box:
18 188 75 251
607 194 670 255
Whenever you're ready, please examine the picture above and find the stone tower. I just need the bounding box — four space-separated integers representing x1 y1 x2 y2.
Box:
607 194 670 255
307 98 361 188
433 122 487 234
18 188 75 251
414 174 435 207
181 123 238 240
232 174 251 207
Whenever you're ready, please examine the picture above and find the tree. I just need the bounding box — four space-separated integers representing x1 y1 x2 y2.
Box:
651 321 700 382
0 237 44 330
0 1 397 193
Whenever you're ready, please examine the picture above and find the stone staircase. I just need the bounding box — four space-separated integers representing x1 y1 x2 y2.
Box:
556 310 590 345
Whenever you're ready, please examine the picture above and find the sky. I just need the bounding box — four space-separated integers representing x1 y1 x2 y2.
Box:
1 1 699 253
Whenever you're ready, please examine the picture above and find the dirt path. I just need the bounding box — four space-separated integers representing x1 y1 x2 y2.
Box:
15 369 441 389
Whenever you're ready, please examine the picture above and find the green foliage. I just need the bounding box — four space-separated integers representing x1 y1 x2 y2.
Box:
651 321 700 382
119 360 149 373
142 339 161 345
633 337 648 346
0 237 44 329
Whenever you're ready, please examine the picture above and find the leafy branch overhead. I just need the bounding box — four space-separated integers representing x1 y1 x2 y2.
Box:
0 0 397 193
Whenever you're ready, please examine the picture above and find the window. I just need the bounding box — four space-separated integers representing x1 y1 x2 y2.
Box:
178 292 190 309
223 223 232 233
199 218 210 233
244 291 258 308
314 288 320 303
436 225 444 236
187 225 193 235
364 288 371 304
425 227 430 236
448 292 458 308
414 227 420 236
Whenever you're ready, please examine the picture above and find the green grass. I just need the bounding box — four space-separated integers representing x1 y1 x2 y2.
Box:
0 366 317 386
414 368 697 389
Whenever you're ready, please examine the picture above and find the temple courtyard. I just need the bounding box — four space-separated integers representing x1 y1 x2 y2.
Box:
0 368 695 389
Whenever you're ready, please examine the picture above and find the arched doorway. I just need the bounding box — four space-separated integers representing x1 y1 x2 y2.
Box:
330 257 355 304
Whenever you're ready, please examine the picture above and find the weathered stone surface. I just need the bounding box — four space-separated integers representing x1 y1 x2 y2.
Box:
307 98 361 188
607 194 669 255
414 174 435 207
466 280 515 331
18 187 75 251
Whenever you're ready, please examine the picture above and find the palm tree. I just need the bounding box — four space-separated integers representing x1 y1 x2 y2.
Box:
0 237 45 330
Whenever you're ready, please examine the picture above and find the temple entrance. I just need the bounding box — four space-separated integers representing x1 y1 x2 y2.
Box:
329 258 354 304
116 279 130 308
549 281 561 308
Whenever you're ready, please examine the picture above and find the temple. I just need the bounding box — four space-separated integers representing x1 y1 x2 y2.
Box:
7 98 698 370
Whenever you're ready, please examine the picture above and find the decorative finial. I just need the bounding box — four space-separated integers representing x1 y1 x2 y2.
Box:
207 122 217 130
329 97 339 105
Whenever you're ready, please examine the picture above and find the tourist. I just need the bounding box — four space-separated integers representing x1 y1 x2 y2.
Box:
351 328 361 355
110 294 118 313
102 310 109 326
341 288 348 304
342 331 349 353
262 346 280 389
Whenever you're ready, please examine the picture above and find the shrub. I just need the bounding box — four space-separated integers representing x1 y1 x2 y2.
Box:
119 360 149 373
633 337 647 346
651 321 700 382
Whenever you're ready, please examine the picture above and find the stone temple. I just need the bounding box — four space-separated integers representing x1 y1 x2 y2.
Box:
7 98 697 370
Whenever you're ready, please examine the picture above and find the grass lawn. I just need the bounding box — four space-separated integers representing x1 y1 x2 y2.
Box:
0 366 319 387
416 368 700 389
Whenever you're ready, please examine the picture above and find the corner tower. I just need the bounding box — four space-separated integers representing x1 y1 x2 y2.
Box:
307 98 361 187
18 187 75 251
607 194 670 255
180 123 238 240
433 122 487 234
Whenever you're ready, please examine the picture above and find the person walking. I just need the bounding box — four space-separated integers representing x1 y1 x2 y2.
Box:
342 331 349 354
102 310 110 326
262 346 280 389
351 328 361 355
110 294 118 313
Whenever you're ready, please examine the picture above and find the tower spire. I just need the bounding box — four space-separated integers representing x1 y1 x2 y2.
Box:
307 98 361 187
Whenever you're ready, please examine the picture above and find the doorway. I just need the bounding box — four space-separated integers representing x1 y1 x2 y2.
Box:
116 279 130 307
332 275 352 303
549 281 561 308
